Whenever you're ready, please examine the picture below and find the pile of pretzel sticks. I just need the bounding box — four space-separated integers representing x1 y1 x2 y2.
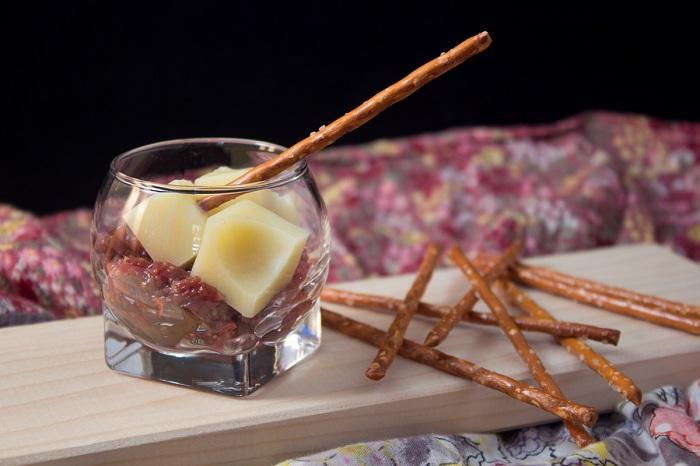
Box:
320 240 700 447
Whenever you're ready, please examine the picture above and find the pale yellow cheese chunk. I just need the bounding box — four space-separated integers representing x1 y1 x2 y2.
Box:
191 199 309 317
194 166 249 186
122 192 206 267
210 190 301 225
168 179 194 186
196 166 301 225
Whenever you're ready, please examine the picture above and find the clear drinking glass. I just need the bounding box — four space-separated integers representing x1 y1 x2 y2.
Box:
91 138 330 395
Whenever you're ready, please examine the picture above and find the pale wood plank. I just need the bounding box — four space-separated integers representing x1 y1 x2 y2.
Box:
1 244 699 465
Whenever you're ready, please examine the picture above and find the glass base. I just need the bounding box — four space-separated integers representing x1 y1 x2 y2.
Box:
103 303 322 396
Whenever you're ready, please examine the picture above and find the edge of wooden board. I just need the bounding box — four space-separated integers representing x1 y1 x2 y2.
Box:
2 243 699 465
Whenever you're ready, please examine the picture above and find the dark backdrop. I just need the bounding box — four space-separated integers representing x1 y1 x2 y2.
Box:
2 2 698 213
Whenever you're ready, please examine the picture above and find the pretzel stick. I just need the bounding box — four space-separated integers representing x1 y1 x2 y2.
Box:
366 245 441 380
321 288 620 344
448 246 598 442
198 31 492 211
424 240 522 347
518 263 700 319
496 279 641 405
513 266 700 336
322 308 597 427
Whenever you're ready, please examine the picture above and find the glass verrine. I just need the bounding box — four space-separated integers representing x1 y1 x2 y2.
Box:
91 138 330 396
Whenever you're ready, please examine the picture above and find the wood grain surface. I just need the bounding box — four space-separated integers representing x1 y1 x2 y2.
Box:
1 244 699 465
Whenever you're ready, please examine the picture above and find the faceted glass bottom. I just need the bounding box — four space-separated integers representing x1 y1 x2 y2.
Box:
103 302 322 396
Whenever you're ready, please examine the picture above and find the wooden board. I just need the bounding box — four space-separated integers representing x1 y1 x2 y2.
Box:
1 244 699 466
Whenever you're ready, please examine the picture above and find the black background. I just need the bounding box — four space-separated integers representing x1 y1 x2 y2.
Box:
2 2 698 213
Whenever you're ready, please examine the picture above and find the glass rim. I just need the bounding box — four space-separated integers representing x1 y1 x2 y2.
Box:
110 137 308 193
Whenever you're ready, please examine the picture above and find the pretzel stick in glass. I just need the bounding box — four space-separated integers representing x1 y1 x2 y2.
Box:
517 263 700 319
322 308 597 427
512 266 700 336
495 279 641 406
366 245 440 380
424 240 522 347
198 31 492 211
321 288 620 344
448 246 597 444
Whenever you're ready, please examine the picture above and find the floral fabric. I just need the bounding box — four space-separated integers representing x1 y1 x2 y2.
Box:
311 111 700 281
0 111 698 465
1 111 699 321
281 381 700 466
0 206 100 324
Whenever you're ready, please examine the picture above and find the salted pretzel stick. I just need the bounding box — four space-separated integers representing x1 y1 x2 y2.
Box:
366 245 441 380
513 266 700 336
322 308 597 427
496 279 641 405
321 288 620 344
517 263 700 319
198 32 492 211
449 246 597 443
424 240 522 347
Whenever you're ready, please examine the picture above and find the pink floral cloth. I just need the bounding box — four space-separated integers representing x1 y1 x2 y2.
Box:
313 111 700 281
1 110 699 323
282 381 700 465
0 206 99 325
1 111 700 322
0 111 698 465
